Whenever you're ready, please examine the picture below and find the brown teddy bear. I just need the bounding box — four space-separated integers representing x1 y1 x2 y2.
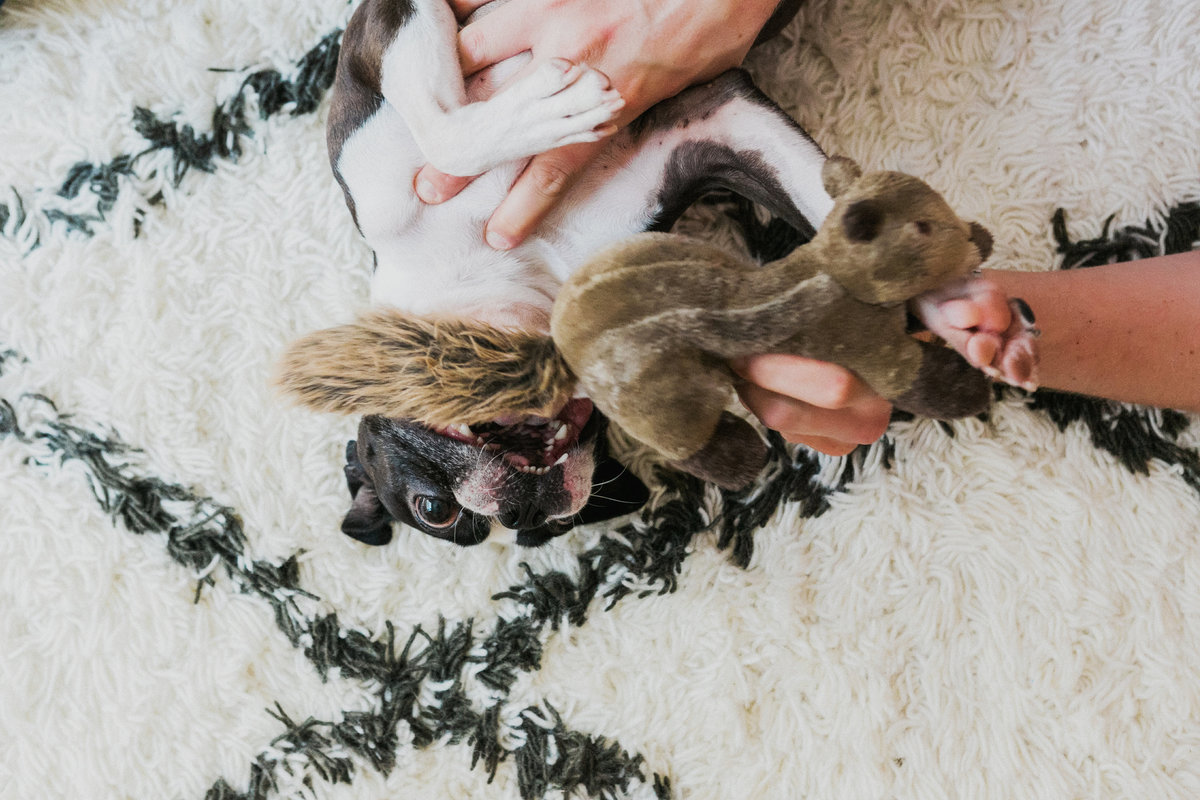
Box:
549 157 1038 489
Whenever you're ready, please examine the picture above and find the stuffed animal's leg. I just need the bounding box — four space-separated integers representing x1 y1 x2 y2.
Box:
591 353 768 490
910 278 1040 391
671 411 769 490
892 340 993 419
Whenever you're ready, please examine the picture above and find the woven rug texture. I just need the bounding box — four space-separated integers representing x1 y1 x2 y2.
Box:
2 0 1200 798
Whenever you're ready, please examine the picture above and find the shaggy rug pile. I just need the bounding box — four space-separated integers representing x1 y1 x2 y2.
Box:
2 1 1199 798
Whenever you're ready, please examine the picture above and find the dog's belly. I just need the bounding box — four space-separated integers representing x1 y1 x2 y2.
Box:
338 101 663 325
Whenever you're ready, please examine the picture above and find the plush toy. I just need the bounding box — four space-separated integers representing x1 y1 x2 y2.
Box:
548 157 1038 489
276 158 1037 492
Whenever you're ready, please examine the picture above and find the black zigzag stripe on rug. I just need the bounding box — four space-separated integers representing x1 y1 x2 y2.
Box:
1052 203 1200 269
0 357 871 797
0 382 669 799
0 349 855 795
1 30 341 249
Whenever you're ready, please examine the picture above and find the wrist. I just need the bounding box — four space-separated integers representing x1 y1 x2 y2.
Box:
983 253 1200 411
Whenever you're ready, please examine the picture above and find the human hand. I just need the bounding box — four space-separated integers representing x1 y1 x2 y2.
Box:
732 354 894 457
414 0 784 250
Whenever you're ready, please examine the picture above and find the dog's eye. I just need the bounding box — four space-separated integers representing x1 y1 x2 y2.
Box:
413 495 462 529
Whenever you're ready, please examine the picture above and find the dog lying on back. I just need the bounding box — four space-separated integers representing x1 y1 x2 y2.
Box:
277 0 1033 547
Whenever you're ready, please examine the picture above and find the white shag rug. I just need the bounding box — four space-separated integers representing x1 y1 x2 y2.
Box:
2 1 1200 798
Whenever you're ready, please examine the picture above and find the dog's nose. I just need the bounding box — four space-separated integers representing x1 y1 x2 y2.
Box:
498 505 547 531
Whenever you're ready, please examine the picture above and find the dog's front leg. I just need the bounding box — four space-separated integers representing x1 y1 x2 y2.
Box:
381 0 624 177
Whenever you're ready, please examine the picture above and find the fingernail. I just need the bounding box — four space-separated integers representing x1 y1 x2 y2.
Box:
416 177 441 204
486 230 514 250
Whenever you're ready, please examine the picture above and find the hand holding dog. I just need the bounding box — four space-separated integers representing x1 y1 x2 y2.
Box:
415 0 784 250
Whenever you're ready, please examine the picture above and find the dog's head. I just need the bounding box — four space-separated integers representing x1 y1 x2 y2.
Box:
275 309 648 546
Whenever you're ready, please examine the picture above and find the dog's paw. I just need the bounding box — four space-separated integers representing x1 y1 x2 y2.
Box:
910 278 1040 391
499 58 624 146
424 59 623 176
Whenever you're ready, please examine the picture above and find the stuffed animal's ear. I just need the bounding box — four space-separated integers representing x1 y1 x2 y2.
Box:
822 156 862 198
273 309 576 426
968 221 994 262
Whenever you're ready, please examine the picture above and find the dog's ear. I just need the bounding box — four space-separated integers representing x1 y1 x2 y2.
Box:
967 221 994 262
273 309 577 426
342 484 394 545
822 156 862 198
341 439 393 545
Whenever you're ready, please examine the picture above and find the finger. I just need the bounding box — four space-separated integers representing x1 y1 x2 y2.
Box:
414 164 477 205
730 353 879 410
483 140 604 250
459 5 535 76
448 0 492 22
734 381 892 447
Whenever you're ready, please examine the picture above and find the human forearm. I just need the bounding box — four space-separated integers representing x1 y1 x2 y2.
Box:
984 251 1200 412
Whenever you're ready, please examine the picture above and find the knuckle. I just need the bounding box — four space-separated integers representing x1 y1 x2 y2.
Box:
527 158 575 198
821 370 858 407
753 396 806 434
459 29 483 61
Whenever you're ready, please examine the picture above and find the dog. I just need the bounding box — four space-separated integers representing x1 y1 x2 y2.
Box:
281 0 1013 548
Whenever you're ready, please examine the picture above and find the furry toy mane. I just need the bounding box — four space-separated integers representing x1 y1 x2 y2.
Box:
274 309 575 425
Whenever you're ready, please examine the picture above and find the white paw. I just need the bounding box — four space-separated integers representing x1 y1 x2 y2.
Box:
422 59 623 176
496 58 624 148
911 278 1040 391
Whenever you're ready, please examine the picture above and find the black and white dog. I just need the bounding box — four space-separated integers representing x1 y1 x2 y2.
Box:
289 0 1004 547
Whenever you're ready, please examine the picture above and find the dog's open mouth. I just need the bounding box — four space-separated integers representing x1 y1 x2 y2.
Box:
436 398 595 474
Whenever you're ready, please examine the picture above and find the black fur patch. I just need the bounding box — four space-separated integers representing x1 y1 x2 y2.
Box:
650 140 817 242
